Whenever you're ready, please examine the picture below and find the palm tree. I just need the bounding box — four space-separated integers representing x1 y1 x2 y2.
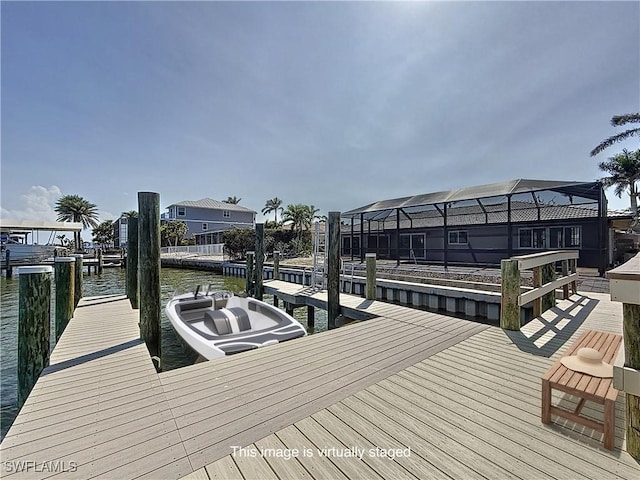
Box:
55 195 99 251
282 204 311 242
121 210 138 218
92 220 115 249
224 196 241 204
591 113 640 157
262 197 283 225
598 149 640 227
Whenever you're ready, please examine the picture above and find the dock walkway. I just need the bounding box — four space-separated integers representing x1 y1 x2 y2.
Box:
1 286 638 479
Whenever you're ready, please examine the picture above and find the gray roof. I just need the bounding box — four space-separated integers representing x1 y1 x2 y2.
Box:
168 198 256 213
359 200 600 231
343 179 602 217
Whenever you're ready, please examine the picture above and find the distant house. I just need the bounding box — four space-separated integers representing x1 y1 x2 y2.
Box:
341 179 613 272
163 198 256 244
112 216 129 248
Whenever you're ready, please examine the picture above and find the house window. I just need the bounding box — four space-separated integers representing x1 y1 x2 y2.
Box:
550 226 581 248
223 210 230 218
520 226 580 249
448 230 468 245
177 207 186 217
202 223 208 231
519 228 546 249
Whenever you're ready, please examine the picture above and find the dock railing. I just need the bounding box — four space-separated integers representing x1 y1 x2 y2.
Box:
161 244 224 256
607 252 640 459
501 250 579 330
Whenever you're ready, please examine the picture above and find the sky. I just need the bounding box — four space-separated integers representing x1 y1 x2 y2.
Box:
1 1 639 232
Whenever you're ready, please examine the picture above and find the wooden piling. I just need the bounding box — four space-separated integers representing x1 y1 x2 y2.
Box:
623 302 640 459
54 257 75 341
70 254 83 308
126 216 139 309
97 248 103 275
5 249 11 279
138 192 161 367
606 253 640 459
500 259 520 330
307 305 315 333
246 251 255 297
327 211 341 330
255 224 264 300
365 253 376 300
285 302 294 317
273 295 279 308
17 266 52 408
273 250 280 280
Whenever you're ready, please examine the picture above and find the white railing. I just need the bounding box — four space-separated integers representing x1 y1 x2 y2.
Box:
501 250 579 330
160 244 225 256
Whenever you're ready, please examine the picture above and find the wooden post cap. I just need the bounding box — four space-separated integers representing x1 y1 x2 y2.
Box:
16 266 53 275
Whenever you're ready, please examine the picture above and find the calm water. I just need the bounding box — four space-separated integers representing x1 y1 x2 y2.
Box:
0 267 326 440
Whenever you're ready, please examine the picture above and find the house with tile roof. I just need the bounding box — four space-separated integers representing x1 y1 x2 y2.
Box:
164 198 256 244
341 179 617 272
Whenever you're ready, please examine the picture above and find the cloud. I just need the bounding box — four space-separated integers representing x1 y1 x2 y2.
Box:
1 185 62 221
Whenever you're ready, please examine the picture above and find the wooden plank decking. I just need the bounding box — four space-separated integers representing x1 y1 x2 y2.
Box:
190 290 640 480
0 295 191 479
1 287 639 479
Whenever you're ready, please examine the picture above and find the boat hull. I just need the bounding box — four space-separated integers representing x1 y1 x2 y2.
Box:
166 293 307 360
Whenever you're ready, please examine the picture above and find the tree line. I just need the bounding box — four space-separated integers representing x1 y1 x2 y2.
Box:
53 194 325 254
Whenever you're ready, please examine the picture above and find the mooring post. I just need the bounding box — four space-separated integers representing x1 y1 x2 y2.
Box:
273 250 280 280
500 258 520 330
54 257 75 341
286 302 294 317
307 305 315 332
5 249 11 279
17 266 52 408
607 253 640 459
126 216 139 309
97 248 103 275
255 224 264 300
366 253 377 300
273 295 279 308
138 192 161 369
246 251 255 297
70 254 83 308
327 211 341 330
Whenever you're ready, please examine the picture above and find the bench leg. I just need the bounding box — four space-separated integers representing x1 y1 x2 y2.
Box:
542 379 551 424
604 399 615 450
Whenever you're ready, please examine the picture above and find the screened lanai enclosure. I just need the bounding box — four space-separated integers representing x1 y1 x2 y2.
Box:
341 179 608 271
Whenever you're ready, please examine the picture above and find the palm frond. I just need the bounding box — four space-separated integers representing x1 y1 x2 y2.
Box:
611 113 640 126
590 128 640 157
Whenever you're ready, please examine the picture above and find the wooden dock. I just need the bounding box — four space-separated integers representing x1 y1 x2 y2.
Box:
1 285 638 479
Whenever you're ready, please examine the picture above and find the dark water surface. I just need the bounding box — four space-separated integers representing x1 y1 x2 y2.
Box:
0 267 326 440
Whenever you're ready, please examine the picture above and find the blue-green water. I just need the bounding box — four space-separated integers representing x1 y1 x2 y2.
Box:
0 267 326 441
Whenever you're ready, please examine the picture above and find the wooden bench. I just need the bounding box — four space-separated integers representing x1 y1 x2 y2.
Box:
541 329 622 450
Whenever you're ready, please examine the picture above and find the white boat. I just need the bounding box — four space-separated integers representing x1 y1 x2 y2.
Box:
166 286 307 360
1 219 81 262
1 239 58 262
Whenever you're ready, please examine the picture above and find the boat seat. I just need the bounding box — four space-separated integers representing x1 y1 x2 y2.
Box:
204 310 233 335
227 307 251 331
204 308 252 335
